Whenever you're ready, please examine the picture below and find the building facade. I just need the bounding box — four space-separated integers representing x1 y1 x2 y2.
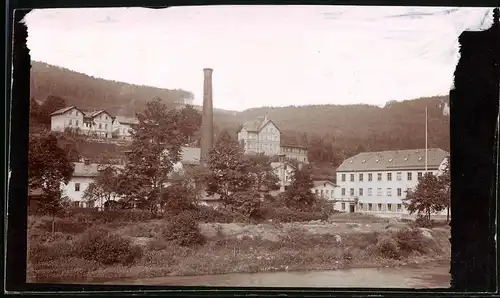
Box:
50 106 115 138
334 148 449 216
237 115 281 156
280 145 309 164
312 180 337 200
112 116 139 140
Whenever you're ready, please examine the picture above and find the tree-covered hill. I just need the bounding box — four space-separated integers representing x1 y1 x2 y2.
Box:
30 61 193 116
30 62 450 173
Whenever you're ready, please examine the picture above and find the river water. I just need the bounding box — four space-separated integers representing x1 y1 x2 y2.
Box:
103 262 450 288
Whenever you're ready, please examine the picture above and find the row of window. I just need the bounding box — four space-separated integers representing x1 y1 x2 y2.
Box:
315 189 335 198
67 119 110 130
341 171 426 182
340 202 403 212
282 147 306 154
341 187 409 197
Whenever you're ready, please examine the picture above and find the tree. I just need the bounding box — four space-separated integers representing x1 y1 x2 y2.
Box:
284 166 317 210
161 182 198 216
37 95 67 128
28 131 74 234
29 97 40 126
119 98 188 214
439 157 451 222
178 105 202 144
403 172 447 221
205 130 254 204
82 165 122 208
180 164 213 200
244 153 280 193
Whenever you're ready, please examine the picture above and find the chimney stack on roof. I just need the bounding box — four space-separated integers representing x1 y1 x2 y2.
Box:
200 68 214 165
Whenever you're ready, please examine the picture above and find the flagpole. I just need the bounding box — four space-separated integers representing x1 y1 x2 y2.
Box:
425 105 428 173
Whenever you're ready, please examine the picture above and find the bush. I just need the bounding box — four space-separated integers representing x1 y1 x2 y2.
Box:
394 228 428 255
75 227 143 265
163 212 205 247
196 205 246 223
226 191 264 221
413 215 435 228
376 237 401 259
162 183 199 216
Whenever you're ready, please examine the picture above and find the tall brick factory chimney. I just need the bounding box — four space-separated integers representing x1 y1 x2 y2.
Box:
200 68 214 165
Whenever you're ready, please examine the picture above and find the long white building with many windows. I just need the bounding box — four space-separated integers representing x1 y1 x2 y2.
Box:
334 148 449 216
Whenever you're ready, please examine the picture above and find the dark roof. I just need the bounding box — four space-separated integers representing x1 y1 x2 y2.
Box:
72 162 100 177
50 106 85 116
238 116 280 133
336 148 449 172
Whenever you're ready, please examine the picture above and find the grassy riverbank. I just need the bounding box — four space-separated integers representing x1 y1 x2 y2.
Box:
27 212 450 283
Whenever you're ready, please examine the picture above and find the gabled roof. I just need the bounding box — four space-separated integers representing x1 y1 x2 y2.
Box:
50 106 85 116
114 116 139 125
336 148 449 172
313 180 338 188
238 116 281 133
84 110 114 119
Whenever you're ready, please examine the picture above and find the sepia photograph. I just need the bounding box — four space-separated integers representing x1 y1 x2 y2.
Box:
21 5 494 288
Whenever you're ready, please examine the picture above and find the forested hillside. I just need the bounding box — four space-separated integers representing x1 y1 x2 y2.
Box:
30 62 450 173
30 61 193 116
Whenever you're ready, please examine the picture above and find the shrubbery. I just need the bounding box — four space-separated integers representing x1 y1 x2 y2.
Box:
376 237 401 259
163 212 205 247
196 205 246 223
226 191 264 221
265 207 328 223
394 228 429 255
75 227 143 265
413 215 435 228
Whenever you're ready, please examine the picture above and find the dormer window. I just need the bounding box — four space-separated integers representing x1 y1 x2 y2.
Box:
418 157 423 161
404 157 408 161
388 158 393 162
349 160 353 164
375 159 380 163
362 159 366 163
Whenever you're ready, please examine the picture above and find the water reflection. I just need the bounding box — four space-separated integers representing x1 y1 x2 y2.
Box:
103 262 450 288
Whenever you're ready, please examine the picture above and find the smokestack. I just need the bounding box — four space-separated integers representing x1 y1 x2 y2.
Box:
200 68 214 165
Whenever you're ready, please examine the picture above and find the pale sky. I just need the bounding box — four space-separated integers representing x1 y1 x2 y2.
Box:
24 6 493 111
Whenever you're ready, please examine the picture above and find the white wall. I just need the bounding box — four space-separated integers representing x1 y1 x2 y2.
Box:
257 122 280 155
311 183 337 201
61 176 95 208
50 108 84 132
112 121 134 139
335 169 442 214
91 112 114 138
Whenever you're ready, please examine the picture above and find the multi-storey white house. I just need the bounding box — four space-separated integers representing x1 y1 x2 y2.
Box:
83 110 114 138
334 148 449 216
50 106 115 138
50 106 87 133
312 180 338 200
238 115 281 156
112 116 139 140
